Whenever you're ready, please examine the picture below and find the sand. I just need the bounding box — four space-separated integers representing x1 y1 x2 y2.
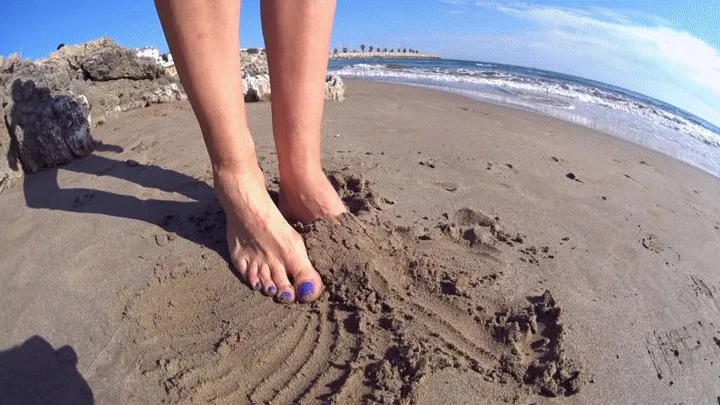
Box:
1 81 719 404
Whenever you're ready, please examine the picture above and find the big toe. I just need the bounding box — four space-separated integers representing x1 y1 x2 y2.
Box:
292 263 324 303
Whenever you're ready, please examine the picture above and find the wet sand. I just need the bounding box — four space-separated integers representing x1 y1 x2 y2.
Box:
1 81 719 404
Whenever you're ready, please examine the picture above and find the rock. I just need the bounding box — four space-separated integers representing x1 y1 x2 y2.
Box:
0 119 23 193
240 51 268 77
3 78 94 173
243 74 272 102
46 37 164 81
82 48 163 81
325 75 345 101
84 79 187 124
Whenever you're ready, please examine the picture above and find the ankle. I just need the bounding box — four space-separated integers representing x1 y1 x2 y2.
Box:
213 162 265 202
280 165 326 189
213 152 262 182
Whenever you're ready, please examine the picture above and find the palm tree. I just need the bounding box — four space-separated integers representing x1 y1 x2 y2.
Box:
360 44 366 52
369 45 374 52
383 48 387 52
342 47 348 53
402 48 407 53
390 48 394 53
333 48 338 54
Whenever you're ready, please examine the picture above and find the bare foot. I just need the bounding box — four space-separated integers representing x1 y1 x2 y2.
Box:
278 168 347 224
214 164 323 303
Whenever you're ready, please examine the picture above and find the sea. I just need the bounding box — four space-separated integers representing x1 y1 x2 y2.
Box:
328 59 720 178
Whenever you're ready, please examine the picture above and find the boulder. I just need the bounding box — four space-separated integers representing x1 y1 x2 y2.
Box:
82 48 163 81
325 75 345 101
243 74 272 102
3 79 93 173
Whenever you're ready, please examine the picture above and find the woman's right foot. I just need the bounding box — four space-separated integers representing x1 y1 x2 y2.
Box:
214 164 323 303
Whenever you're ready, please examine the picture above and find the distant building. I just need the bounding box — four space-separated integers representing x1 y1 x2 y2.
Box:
136 46 174 68
136 46 161 63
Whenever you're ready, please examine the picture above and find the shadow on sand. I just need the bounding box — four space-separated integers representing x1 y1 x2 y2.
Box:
20 144 229 261
0 336 93 404
6 78 230 261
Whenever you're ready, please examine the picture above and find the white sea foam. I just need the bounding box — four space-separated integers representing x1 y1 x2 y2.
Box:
331 64 720 149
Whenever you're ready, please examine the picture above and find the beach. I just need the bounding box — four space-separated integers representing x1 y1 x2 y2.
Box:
1 80 719 403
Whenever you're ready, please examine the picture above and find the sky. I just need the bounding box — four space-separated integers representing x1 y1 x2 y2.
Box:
1 0 719 126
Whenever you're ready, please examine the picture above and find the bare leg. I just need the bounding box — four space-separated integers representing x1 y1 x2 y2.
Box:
261 0 347 224
155 0 323 303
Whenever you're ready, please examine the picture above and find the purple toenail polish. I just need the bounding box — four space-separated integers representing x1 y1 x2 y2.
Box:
298 281 314 302
267 285 277 295
280 291 292 303
254 281 262 291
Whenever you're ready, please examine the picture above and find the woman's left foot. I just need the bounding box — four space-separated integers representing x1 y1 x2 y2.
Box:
278 169 347 224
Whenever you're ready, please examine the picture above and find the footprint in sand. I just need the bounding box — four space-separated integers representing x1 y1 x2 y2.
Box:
433 181 459 192
486 162 518 174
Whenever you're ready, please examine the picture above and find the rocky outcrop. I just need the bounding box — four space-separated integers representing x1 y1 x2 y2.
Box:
46 37 165 81
0 38 186 190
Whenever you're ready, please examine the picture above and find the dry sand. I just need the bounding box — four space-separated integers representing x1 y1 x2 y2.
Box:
1 81 719 404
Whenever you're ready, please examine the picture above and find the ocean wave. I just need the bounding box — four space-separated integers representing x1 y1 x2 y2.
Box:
331 64 720 148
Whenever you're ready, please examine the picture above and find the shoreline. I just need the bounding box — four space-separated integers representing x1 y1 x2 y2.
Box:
341 78 720 179
330 51 440 60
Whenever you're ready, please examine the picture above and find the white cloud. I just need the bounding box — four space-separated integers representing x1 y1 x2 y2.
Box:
437 1 720 126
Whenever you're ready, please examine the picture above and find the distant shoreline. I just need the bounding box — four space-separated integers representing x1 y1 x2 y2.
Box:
330 52 440 60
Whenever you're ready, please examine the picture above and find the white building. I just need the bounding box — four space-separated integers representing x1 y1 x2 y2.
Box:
136 46 175 68
136 46 162 64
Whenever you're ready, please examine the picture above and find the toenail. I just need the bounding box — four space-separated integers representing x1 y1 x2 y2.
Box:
267 285 277 295
254 281 262 291
280 291 292 303
298 281 315 302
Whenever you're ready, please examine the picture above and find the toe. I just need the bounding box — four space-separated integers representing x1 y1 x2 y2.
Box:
291 261 324 304
235 257 249 280
258 263 275 295
270 263 294 303
247 260 261 291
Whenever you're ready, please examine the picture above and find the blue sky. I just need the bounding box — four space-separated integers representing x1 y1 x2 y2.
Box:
2 0 719 126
